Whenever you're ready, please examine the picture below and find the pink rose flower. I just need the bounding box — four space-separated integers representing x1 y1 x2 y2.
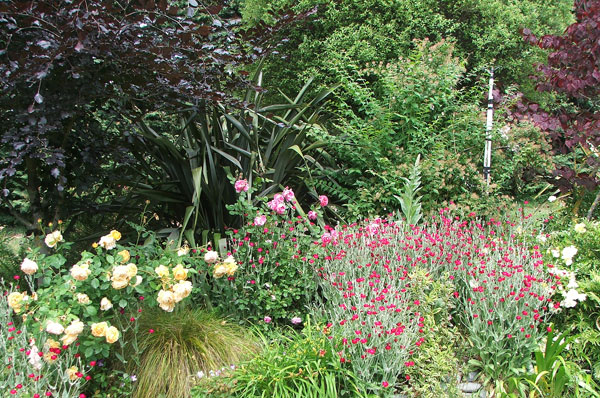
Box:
319 195 328 207
308 210 317 220
254 215 267 226
282 187 295 202
234 179 249 193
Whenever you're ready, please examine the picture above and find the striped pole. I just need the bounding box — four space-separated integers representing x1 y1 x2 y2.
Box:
483 67 494 186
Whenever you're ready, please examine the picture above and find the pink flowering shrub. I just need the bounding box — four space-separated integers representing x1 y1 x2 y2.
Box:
213 186 326 326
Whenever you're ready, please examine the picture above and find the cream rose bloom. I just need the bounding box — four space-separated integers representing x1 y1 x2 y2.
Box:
65 320 84 336
157 289 176 312
574 223 586 233
223 257 238 276
173 280 193 302
132 275 143 288
61 333 78 346
20 258 38 275
177 246 190 256
117 249 130 263
155 264 170 279
98 235 116 250
70 262 92 281
105 326 120 344
172 264 188 281
204 250 219 264
91 321 108 337
46 320 64 335
213 263 227 278
44 230 63 248
76 293 90 304
100 297 113 311
111 265 131 289
67 366 79 381
126 263 138 279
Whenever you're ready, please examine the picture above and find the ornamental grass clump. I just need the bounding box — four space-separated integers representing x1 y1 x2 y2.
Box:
314 211 560 392
131 308 258 398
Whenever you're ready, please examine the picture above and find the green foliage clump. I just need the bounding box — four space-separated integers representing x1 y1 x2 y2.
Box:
131 308 258 398
191 320 365 398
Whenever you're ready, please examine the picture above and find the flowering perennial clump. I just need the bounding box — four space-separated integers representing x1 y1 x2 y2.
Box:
314 210 562 390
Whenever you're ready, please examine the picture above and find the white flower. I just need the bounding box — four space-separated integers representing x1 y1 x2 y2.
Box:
20 258 38 275
562 289 587 308
204 250 219 264
561 245 578 265
28 344 43 371
567 277 579 289
46 320 64 335
44 230 63 248
574 223 586 233
98 235 116 250
548 195 557 202
177 246 190 256
100 297 113 311
536 235 547 243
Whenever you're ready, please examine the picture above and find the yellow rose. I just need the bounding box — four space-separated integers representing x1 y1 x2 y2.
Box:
125 263 138 279
172 264 188 281
70 262 92 281
45 338 60 349
224 260 238 276
105 326 119 344
157 289 176 312
91 321 108 337
67 366 79 381
155 264 170 279
172 280 193 302
43 352 58 363
110 230 122 241
213 263 227 279
60 333 78 346
7 292 24 313
117 249 130 263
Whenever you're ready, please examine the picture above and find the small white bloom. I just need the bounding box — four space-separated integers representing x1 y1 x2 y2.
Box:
100 297 113 311
44 230 63 248
98 235 116 250
197 371 205 378
561 245 578 265
177 246 190 256
46 320 64 335
574 223 586 233
536 235 547 243
548 195 557 202
20 258 38 275
204 250 219 264
551 249 560 258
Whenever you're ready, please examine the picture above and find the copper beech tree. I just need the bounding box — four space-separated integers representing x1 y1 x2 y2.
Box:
0 0 313 230
518 0 600 216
